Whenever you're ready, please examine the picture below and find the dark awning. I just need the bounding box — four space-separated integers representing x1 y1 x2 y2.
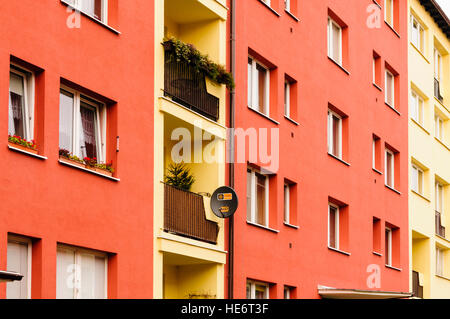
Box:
0 271 23 283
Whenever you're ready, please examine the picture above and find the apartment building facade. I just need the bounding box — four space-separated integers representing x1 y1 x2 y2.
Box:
408 0 450 299
0 0 155 298
232 0 410 298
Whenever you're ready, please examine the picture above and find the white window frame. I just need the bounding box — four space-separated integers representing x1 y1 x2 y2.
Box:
373 57 377 84
436 182 444 214
435 115 444 141
9 65 35 141
284 81 291 118
64 0 109 24
327 17 342 65
411 15 425 53
411 164 424 195
385 227 392 266
385 70 395 107
246 168 269 227
328 203 340 250
284 183 290 224
60 86 107 163
385 0 394 26
327 110 342 158
7 235 32 299
385 149 395 188
436 247 444 277
56 244 108 299
248 56 270 116
285 0 290 12
434 48 442 82
246 280 269 299
372 137 378 170
411 90 424 125
284 286 291 299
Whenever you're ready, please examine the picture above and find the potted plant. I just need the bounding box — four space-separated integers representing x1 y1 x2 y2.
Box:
94 162 114 177
59 149 85 168
164 162 195 191
8 135 38 155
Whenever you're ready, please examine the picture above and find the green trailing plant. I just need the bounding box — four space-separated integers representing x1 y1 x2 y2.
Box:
8 135 36 150
59 148 87 165
163 37 235 89
164 162 195 192
95 163 115 174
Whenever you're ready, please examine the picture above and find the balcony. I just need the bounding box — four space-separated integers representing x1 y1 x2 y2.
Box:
164 50 219 121
164 183 219 244
434 78 444 102
412 271 423 298
435 211 446 238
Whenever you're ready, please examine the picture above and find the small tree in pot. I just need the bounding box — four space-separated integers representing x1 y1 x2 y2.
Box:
164 162 195 192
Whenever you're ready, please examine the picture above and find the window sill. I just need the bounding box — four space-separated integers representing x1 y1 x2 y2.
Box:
327 153 350 166
247 106 280 125
411 118 430 135
410 42 430 64
284 116 300 126
283 222 299 229
411 189 431 202
435 234 449 243
385 264 402 272
60 0 121 35
58 159 120 181
285 10 299 22
246 221 279 233
385 102 401 116
257 0 280 17
328 246 351 256
385 185 401 195
373 83 383 92
328 57 350 75
372 168 383 175
434 97 449 113
8 144 47 160
435 137 450 152
373 251 383 257
372 0 381 9
384 21 400 38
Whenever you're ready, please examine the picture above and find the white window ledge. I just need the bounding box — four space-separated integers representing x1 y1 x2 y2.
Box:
8 145 47 160
58 159 120 181
385 185 401 195
385 264 402 272
248 106 280 125
373 251 383 257
385 102 401 116
328 57 350 75
283 222 299 229
327 153 350 166
372 168 383 175
284 116 300 126
246 221 279 233
328 246 351 256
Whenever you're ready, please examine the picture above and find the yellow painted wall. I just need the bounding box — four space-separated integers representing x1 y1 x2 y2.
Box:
409 0 450 299
154 0 228 299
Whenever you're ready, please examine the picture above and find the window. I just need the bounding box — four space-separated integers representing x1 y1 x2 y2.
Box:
284 0 290 12
385 0 394 26
65 0 108 23
247 168 269 227
436 182 443 214
373 217 381 253
372 52 381 87
411 91 424 125
411 15 425 53
327 17 342 65
284 81 291 118
327 110 342 158
59 87 106 162
385 149 395 188
9 66 34 141
436 247 444 276
411 165 424 195
373 135 381 171
385 70 395 107
435 115 443 140
248 57 270 116
284 184 290 224
246 280 269 299
385 227 392 266
6 236 31 299
328 204 339 249
434 49 442 83
262 0 271 6
284 286 294 299
57 245 107 299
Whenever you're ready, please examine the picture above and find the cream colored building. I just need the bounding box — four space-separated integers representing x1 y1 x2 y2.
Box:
408 0 450 298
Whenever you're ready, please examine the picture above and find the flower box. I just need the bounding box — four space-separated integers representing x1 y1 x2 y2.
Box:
59 156 86 169
8 142 38 155
95 168 113 177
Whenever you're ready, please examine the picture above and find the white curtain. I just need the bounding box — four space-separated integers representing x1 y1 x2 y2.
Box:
56 248 76 299
6 241 28 299
79 104 97 159
9 73 25 137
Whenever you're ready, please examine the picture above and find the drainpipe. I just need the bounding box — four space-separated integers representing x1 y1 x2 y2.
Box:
228 0 236 300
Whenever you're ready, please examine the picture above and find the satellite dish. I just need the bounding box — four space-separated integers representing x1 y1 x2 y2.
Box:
210 186 239 219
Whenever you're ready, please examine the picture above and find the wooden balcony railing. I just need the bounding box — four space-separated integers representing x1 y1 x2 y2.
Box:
435 211 446 238
412 271 423 298
164 51 219 121
164 183 219 245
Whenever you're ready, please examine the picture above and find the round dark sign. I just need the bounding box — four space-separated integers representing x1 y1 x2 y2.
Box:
210 186 239 219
